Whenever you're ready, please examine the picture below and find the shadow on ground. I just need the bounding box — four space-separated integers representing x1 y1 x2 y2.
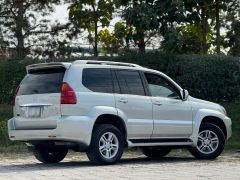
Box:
0 156 209 173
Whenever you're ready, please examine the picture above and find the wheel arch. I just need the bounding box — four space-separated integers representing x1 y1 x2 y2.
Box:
201 116 227 138
190 109 228 146
93 114 128 146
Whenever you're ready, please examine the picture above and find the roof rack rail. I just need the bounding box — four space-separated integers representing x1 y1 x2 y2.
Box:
73 60 142 68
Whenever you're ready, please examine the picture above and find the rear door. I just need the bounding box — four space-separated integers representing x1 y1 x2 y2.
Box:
14 67 66 130
113 69 153 139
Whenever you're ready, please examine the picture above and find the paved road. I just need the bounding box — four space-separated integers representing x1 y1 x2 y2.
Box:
0 150 240 180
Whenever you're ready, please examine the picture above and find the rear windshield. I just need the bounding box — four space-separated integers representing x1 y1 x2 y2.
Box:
18 68 65 95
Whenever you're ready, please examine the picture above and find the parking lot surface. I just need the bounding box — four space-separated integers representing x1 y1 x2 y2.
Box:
0 150 239 180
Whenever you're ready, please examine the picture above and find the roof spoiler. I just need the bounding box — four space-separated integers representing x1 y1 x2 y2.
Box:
26 62 71 73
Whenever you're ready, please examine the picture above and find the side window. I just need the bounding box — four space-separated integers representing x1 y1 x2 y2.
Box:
144 72 180 99
82 68 113 93
115 70 145 96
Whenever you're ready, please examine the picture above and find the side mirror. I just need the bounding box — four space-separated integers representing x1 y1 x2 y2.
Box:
182 89 189 101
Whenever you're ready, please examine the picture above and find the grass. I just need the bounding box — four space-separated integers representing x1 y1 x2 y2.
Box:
222 101 240 150
0 102 239 152
0 104 13 147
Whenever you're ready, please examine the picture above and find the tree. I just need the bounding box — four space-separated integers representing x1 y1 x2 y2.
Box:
98 29 118 55
183 0 236 55
183 0 216 54
0 0 61 59
214 0 239 55
121 0 186 52
224 0 240 56
227 20 240 56
68 0 115 57
214 0 236 55
113 22 132 50
30 22 85 59
161 23 203 54
121 0 159 52
215 0 221 54
0 27 8 48
98 22 131 55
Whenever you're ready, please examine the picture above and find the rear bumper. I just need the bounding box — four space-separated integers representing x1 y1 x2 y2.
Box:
8 115 94 147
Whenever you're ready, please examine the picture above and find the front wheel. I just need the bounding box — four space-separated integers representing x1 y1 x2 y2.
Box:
86 124 124 165
142 147 171 158
188 123 225 159
33 146 68 163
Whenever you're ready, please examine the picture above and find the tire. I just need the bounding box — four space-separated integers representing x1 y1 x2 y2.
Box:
86 124 124 165
33 146 68 163
188 123 225 159
142 147 171 158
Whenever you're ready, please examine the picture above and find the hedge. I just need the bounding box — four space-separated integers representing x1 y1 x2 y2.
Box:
0 52 240 104
107 52 240 102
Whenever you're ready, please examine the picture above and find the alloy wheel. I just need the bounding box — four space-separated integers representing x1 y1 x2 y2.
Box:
99 132 119 159
197 130 219 154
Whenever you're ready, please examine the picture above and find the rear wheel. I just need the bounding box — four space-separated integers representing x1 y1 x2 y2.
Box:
86 124 124 165
142 147 171 158
33 146 68 163
188 123 225 159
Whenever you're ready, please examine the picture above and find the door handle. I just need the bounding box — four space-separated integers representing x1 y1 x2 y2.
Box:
153 101 162 106
119 99 128 103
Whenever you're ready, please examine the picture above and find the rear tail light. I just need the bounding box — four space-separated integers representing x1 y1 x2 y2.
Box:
11 85 20 106
61 82 77 104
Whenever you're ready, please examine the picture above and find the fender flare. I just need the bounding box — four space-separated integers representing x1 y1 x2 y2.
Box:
86 106 128 142
190 109 228 146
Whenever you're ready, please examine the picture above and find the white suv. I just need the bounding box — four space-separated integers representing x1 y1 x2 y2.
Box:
8 60 232 165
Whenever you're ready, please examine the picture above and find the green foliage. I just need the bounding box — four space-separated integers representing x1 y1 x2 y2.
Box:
0 28 8 47
69 0 114 30
68 0 115 56
0 53 239 104
0 104 27 148
0 59 36 104
223 101 240 149
123 2 159 31
96 52 240 102
0 0 61 59
0 104 12 146
167 55 240 102
161 23 212 54
113 22 135 49
227 20 240 56
98 29 119 55
0 119 9 146
98 22 128 55
160 0 237 54
121 0 185 51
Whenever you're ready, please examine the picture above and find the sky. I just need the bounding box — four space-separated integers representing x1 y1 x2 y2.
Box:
48 3 123 49
52 4 69 24
51 4 121 30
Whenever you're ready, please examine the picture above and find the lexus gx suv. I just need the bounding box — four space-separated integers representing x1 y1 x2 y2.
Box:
8 60 232 165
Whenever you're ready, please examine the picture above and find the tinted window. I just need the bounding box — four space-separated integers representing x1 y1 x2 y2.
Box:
18 68 65 95
115 70 145 96
145 73 180 99
82 68 113 93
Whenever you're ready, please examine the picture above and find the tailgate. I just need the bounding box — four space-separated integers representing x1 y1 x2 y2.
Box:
14 66 66 130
